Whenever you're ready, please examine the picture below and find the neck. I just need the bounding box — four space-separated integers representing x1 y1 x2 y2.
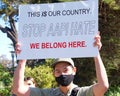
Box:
59 82 73 95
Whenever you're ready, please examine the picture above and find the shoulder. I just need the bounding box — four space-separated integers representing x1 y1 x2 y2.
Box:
77 85 94 96
29 87 60 96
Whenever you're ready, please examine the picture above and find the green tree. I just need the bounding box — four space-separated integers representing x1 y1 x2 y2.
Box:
25 59 57 88
0 0 19 49
0 64 12 96
99 0 120 87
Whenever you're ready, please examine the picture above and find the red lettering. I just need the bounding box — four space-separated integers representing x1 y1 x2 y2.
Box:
41 43 46 49
30 43 40 49
68 41 86 48
77 41 86 47
41 42 67 49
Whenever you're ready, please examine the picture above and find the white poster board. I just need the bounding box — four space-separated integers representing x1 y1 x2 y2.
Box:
18 0 98 59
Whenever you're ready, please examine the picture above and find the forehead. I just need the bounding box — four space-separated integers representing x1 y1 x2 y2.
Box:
26 80 33 83
54 62 71 69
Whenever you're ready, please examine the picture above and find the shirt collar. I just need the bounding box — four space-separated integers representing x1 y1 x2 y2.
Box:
53 84 78 96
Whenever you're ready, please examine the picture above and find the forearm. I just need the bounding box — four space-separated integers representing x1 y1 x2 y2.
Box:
94 53 109 88
13 60 27 94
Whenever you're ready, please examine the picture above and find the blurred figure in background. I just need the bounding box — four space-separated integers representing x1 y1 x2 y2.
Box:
24 77 36 87
12 76 36 96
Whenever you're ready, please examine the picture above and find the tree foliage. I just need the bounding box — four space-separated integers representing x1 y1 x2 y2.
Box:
0 64 12 96
99 0 120 87
105 86 120 96
25 59 57 88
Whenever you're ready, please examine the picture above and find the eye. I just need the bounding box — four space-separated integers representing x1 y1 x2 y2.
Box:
64 66 73 73
63 67 69 73
28 83 31 85
55 70 60 74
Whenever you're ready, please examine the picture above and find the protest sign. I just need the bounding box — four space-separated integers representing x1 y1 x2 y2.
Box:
18 0 98 59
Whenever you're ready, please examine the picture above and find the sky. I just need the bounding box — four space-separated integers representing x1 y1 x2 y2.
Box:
0 19 14 60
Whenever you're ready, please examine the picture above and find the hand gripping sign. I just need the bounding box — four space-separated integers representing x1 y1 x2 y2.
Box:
18 0 98 59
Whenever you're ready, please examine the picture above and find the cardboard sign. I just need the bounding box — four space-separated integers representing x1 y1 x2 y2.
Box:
18 0 98 59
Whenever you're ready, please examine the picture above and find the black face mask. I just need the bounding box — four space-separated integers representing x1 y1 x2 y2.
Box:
55 74 74 86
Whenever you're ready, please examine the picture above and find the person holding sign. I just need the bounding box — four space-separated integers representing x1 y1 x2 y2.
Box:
12 33 109 96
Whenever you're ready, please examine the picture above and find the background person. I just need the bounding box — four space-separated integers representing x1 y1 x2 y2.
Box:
12 77 36 96
24 77 36 87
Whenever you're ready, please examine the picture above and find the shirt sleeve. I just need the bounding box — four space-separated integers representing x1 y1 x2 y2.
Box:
29 87 51 96
77 85 94 96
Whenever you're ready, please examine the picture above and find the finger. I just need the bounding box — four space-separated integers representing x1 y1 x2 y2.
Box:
94 41 102 50
15 48 21 53
95 34 101 40
15 43 22 54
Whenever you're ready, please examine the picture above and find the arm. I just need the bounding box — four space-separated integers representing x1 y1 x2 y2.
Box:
93 34 109 96
12 43 30 96
12 60 30 96
93 53 109 96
